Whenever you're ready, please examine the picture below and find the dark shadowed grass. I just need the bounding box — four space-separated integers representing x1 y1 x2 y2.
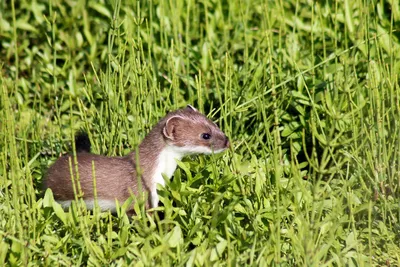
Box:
1 0 400 265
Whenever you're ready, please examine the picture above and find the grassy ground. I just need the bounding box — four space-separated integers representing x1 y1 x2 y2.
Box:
1 0 400 265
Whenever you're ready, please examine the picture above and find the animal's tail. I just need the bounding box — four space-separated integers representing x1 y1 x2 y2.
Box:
75 131 91 152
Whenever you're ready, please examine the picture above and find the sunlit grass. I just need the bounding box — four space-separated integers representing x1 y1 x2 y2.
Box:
1 0 400 265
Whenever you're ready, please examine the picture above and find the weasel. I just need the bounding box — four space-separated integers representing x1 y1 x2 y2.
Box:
44 105 229 212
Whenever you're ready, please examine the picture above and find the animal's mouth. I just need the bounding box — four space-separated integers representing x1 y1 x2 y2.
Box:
213 148 227 153
212 144 230 154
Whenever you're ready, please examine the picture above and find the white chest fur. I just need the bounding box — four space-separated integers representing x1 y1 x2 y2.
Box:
150 146 185 207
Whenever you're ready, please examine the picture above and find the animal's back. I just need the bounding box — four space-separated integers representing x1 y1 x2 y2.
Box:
44 152 148 204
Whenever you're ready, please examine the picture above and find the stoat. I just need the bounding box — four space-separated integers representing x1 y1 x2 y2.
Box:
44 105 229 212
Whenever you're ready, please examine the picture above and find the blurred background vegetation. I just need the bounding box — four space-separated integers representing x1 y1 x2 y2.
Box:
1 0 399 265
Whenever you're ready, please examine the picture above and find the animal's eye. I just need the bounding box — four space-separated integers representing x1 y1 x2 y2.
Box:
201 133 211 140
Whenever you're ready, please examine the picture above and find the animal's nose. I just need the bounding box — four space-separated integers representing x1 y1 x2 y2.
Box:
224 136 230 147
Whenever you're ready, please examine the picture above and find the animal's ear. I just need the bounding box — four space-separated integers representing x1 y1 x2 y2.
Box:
186 104 198 112
163 116 184 140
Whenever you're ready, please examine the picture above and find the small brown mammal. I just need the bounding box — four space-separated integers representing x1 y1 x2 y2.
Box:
44 105 229 212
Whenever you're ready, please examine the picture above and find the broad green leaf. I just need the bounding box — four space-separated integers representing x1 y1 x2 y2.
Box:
165 225 183 248
52 201 67 225
210 239 227 261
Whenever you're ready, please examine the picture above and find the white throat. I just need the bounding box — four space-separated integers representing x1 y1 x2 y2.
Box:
150 145 186 207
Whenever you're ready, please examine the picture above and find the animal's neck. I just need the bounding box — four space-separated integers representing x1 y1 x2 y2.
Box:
155 145 185 182
136 126 187 208
137 127 164 179
137 124 186 185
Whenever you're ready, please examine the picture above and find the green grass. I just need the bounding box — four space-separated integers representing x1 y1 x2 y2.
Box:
1 0 400 265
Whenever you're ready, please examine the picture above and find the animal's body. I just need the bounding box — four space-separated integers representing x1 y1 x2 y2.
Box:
44 105 229 212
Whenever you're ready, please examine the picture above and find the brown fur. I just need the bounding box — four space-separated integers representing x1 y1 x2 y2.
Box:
44 105 229 211
45 153 151 207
